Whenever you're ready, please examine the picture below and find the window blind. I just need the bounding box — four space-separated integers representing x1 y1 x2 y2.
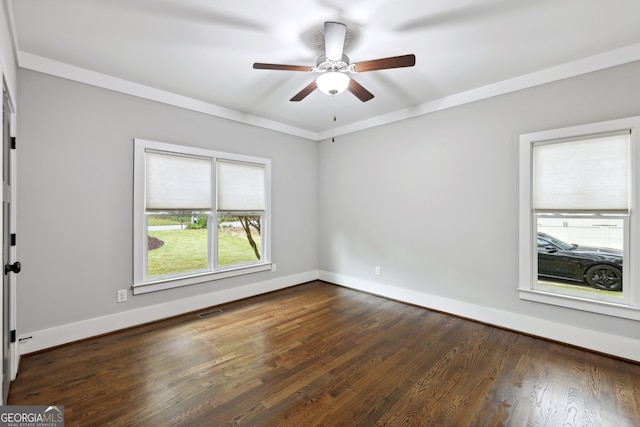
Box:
145 151 212 211
217 160 265 211
533 131 630 213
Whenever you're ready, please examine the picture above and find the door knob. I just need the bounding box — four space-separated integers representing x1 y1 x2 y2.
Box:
4 261 21 275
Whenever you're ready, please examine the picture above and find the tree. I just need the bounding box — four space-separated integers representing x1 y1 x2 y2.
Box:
239 216 261 259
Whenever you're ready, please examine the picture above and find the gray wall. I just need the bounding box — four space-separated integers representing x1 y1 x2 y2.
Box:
318 61 640 343
0 5 18 99
15 60 640 349
16 69 318 334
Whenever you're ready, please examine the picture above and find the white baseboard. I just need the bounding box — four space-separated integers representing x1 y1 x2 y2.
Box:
18 270 319 355
18 269 639 362
319 271 640 362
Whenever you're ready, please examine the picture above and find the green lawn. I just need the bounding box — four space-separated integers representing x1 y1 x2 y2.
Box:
147 229 260 277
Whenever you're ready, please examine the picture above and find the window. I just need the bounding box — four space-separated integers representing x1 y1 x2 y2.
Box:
216 160 266 269
133 139 271 294
519 116 640 320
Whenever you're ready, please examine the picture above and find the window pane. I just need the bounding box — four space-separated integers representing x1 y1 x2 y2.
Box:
533 132 630 212
146 151 212 211
218 215 262 267
536 216 624 297
217 161 265 211
147 213 209 277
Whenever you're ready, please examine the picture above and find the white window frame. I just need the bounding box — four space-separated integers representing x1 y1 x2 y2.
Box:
133 139 272 295
519 116 640 320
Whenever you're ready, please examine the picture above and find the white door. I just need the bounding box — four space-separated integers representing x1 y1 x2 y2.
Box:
2 85 18 403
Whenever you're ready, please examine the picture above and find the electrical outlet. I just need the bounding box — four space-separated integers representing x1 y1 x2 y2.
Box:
271 263 277 272
375 266 381 276
117 289 128 303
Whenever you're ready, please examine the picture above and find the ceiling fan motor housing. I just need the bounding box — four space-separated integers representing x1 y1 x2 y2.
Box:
315 54 351 73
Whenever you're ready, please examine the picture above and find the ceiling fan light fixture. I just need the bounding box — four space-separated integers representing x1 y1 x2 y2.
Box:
316 71 349 96
253 21 415 102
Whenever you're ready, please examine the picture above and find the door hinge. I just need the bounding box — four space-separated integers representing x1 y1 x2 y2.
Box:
10 136 16 149
10 233 16 246
10 330 16 343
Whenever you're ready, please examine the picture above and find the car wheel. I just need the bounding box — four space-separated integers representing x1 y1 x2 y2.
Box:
585 265 622 291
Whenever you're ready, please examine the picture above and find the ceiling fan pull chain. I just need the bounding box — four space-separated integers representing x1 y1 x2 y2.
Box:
332 101 337 143
332 117 336 142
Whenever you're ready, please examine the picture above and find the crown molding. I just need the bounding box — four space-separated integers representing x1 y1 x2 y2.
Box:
17 42 640 142
318 42 640 141
17 52 319 141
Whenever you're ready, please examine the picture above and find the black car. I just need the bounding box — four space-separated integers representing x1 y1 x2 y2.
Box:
537 232 623 292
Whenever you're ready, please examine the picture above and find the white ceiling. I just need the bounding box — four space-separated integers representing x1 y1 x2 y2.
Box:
8 0 640 140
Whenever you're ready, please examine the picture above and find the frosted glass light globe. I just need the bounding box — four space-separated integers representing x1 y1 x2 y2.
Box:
316 71 350 96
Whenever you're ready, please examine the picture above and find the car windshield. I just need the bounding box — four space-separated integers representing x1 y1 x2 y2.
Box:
540 233 574 251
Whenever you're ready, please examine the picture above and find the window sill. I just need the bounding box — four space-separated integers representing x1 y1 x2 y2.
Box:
133 263 273 295
518 288 640 321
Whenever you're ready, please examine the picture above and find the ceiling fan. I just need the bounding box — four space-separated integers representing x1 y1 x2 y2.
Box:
253 21 416 102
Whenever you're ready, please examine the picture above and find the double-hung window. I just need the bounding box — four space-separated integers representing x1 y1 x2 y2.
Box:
133 139 271 294
519 116 640 319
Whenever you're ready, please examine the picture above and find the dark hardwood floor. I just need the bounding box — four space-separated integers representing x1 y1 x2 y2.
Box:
9 281 640 426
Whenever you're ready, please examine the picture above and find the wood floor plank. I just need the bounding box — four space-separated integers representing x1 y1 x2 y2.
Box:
8 281 640 426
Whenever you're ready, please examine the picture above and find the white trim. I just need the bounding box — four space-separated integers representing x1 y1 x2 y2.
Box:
318 271 640 362
519 289 640 320
133 264 273 295
320 43 640 140
17 53 318 141
133 138 272 293
18 270 320 355
17 43 640 142
519 116 640 318
16 269 640 361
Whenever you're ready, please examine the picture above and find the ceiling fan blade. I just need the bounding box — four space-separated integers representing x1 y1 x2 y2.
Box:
353 54 416 72
324 21 347 61
253 63 313 72
348 79 374 102
290 81 318 102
